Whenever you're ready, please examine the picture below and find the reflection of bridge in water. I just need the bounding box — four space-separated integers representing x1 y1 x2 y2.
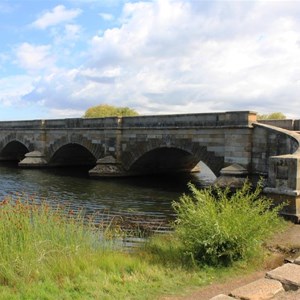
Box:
0 111 300 220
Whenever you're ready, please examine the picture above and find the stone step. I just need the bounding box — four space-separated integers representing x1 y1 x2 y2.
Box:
266 263 300 291
209 295 236 300
229 278 284 300
273 289 300 299
293 255 300 265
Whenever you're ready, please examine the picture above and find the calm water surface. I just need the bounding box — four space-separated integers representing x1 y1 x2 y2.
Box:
0 162 215 226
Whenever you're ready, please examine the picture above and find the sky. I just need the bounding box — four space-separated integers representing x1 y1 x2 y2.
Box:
0 0 300 120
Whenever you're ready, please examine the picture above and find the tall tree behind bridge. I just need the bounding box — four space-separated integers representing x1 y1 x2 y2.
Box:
83 104 139 118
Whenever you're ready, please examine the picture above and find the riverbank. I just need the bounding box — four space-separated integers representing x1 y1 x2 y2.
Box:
0 196 266 300
164 222 300 300
0 184 291 300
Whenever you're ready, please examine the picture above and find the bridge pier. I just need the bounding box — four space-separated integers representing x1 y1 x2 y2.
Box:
264 154 300 222
89 156 129 177
18 151 48 167
214 163 248 188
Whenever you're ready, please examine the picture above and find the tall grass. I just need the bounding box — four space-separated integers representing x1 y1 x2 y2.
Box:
0 196 106 285
0 196 208 299
172 180 286 266
0 183 288 299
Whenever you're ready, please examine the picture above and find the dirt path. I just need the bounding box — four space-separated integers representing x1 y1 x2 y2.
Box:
162 223 300 300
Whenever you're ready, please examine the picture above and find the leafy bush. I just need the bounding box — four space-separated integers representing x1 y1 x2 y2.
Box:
172 180 285 266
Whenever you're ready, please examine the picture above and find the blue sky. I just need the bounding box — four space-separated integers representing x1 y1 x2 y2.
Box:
0 0 300 120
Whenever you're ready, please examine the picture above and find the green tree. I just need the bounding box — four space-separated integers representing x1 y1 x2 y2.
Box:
83 104 139 118
257 112 286 120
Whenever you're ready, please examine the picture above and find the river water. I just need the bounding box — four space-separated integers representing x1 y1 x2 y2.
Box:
0 162 215 232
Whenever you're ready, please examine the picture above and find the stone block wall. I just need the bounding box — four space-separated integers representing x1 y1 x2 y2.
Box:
252 124 299 175
0 111 256 176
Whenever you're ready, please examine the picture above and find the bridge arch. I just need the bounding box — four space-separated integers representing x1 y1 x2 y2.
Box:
46 134 104 167
0 134 34 162
122 140 224 176
0 141 29 161
48 143 97 167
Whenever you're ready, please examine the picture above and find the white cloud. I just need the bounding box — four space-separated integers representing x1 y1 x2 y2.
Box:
50 23 82 46
0 75 34 107
48 108 85 118
15 43 56 72
32 5 82 29
64 24 81 40
16 0 300 117
99 13 114 21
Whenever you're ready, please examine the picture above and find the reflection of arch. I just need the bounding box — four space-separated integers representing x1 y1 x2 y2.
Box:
122 140 224 176
46 134 104 161
0 141 29 161
48 143 97 167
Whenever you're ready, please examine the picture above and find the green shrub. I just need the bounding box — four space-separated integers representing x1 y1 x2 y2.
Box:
172 180 285 266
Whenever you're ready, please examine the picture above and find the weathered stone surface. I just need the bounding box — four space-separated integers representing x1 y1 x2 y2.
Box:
89 161 127 177
18 151 48 167
220 163 248 176
266 263 300 291
209 294 235 300
23 150 43 157
273 289 300 299
293 256 300 265
230 278 284 300
96 155 116 164
213 175 246 188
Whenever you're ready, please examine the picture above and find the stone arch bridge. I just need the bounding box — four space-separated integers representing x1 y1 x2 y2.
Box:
1 111 300 220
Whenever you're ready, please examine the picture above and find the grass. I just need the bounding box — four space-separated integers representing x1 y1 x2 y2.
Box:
0 182 287 299
0 196 207 299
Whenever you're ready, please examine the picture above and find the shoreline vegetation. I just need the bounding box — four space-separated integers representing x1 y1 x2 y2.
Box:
0 181 289 299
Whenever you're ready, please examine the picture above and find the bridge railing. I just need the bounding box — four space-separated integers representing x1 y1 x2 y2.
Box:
0 118 120 129
0 111 257 129
121 111 256 127
258 119 300 131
